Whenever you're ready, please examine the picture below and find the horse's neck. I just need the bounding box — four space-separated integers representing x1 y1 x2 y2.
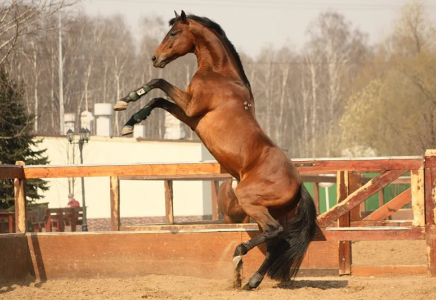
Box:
192 28 240 79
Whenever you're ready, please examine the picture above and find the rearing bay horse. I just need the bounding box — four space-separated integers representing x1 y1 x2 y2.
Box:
114 11 317 290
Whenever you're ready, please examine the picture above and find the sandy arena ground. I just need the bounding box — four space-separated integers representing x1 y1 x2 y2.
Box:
2 274 436 300
0 240 432 300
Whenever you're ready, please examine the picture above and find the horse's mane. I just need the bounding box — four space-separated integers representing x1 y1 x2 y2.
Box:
169 14 251 90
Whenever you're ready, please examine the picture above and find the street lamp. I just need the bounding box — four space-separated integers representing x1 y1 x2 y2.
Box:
66 128 91 231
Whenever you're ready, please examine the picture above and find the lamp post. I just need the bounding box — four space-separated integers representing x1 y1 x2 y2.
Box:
67 128 90 231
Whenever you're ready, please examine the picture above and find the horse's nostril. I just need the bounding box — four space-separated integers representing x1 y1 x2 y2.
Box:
151 56 157 62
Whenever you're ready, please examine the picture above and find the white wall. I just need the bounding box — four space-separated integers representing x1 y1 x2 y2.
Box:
33 136 216 219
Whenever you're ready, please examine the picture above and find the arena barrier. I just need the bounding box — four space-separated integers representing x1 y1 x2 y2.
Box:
1 150 436 281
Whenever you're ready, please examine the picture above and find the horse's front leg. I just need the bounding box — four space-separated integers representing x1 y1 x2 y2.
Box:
121 97 197 136
114 78 191 112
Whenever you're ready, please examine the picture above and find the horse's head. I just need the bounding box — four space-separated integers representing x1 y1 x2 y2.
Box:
152 11 194 68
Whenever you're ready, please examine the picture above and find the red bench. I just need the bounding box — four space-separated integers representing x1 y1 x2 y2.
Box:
41 207 83 232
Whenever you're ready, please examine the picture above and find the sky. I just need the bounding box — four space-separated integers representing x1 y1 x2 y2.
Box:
81 0 436 58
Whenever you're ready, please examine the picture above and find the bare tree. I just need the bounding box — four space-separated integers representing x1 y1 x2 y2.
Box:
21 39 42 131
0 0 76 65
299 59 311 157
305 11 368 156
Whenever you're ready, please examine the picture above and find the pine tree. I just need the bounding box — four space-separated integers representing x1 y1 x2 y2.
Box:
0 67 49 209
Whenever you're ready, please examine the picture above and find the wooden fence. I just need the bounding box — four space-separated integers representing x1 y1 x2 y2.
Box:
1 150 436 277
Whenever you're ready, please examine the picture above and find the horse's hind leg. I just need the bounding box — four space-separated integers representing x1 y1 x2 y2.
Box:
232 183 296 289
232 204 283 269
121 97 196 135
242 238 283 290
242 215 250 223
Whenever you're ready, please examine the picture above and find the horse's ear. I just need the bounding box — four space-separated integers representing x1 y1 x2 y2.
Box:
181 10 189 24
174 10 180 18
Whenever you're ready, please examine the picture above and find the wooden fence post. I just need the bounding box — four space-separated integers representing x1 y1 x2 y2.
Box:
378 189 385 209
337 171 351 275
337 171 361 275
313 182 320 214
211 180 220 220
164 180 174 224
14 161 26 233
110 176 120 231
425 150 436 276
411 168 425 227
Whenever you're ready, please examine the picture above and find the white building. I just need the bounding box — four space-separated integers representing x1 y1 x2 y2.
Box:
34 136 215 221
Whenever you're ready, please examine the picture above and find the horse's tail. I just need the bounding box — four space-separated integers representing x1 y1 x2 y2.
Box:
267 184 318 281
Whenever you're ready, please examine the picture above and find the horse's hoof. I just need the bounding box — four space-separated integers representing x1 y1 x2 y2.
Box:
242 283 254 291
121 125 134 136
247 272 263 289
114 100 128 111
232 255 243 270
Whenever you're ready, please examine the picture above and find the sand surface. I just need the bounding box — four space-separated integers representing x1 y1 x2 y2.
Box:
1 240 431 300
2 274 435 300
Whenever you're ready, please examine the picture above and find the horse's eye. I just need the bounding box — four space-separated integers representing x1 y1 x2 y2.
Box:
170 31 178 37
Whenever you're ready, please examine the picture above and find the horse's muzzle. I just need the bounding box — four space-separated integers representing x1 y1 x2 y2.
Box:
152 55 168 68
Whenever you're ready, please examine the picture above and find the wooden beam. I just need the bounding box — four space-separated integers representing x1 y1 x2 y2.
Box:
22 162 223 179
391 177 411 184
164 180 174 224
119 174 232 181
118 223 424 242
0 165 25 179
294 158 423 173
110 176 120 231
363 188 411 221
317 169 407 227
120 223 259 232
119 174 342 183
316 226 425 241
411 168 425 227
351 220 413 227
349 172 362 222
20 158 424 180
115 222 425 241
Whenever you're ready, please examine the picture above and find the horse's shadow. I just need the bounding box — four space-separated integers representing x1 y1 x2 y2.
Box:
1 234 47 295
276 279 348 290
0 277 45 295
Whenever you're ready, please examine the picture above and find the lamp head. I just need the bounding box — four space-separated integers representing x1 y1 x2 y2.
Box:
66 129 74 143
80 128 91 142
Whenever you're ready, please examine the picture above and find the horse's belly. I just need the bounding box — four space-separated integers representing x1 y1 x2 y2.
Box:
194 109 277 180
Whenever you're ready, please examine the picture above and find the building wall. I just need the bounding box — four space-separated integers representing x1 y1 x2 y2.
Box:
33 136 215 220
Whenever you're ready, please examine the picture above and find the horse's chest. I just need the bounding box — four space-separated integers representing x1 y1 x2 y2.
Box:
187 79 214 98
